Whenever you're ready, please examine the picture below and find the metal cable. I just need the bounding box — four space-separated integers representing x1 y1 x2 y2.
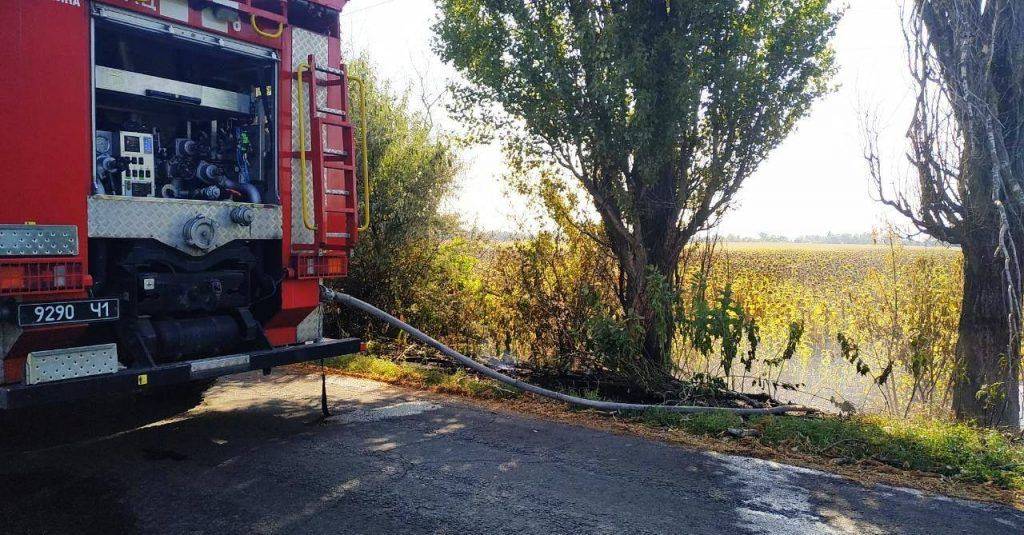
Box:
321 287 815 416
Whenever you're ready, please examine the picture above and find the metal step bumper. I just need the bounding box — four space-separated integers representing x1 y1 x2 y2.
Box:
0 338 361 410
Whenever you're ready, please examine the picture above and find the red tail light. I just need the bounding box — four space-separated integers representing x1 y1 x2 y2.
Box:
292 253 348 280
0 260 85 296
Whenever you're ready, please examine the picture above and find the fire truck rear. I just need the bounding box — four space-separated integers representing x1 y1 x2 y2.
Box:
0 0 364 409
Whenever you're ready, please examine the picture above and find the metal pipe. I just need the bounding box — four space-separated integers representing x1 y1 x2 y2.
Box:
320 287 816 416
347 75 371 232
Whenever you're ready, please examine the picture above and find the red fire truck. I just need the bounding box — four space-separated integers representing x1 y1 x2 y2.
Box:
0 0 365 409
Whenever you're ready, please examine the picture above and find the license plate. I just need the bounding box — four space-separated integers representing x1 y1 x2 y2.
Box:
17 298 120 327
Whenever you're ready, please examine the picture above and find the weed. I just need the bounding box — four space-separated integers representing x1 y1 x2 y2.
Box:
326 355 516 400
681 411 746 435
638 409 745 436
751 415 1024 489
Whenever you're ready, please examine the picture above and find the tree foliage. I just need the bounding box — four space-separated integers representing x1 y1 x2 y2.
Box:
434 0 840 375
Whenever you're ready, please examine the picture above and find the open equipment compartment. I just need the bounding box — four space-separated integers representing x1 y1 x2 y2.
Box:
81 7 290 371
91 9 279 205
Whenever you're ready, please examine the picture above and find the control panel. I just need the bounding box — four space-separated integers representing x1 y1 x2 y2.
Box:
118 132 155 198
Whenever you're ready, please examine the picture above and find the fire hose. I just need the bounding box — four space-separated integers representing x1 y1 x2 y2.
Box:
320 286 815 416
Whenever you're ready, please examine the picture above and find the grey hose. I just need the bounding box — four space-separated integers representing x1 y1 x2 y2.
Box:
321 287 815 416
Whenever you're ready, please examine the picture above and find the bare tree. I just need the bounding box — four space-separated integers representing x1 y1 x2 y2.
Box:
408 51 446 130
867 0 1023 427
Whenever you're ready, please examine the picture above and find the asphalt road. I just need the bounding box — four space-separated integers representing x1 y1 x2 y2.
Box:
2 370 1023 535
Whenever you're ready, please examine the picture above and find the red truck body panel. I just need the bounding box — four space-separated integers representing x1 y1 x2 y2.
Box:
0 0 93 289
0 0 359 391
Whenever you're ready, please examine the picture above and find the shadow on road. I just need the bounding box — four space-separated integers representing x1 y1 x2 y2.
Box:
0 381 214 453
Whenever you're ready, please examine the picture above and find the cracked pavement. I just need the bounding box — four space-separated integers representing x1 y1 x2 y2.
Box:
2 370 1022 534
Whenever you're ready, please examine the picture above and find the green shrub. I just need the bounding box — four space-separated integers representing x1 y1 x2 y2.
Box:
321 59 492 354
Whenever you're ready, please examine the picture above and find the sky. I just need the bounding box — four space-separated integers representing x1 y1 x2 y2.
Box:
339 0 916 238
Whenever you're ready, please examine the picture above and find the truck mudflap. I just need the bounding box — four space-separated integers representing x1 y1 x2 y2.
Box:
0 338 361 410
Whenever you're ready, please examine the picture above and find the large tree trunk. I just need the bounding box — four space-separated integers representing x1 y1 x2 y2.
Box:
620 249 678 385
953 240 1021 428
876 0 1024 427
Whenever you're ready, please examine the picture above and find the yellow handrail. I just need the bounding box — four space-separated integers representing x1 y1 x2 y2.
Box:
295 63 317 231
347 75 371 232
250 14 284 39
